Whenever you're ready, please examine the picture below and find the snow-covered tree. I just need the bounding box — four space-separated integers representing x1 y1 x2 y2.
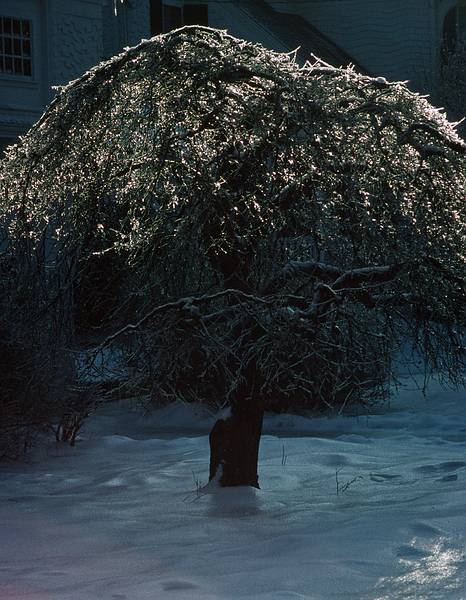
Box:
1 27 464 483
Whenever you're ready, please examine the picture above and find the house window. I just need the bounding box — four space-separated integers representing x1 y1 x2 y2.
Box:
150 1 208 36
164 5 183 32
0 16 32 77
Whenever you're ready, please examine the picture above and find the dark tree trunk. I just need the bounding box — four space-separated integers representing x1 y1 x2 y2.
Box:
209 354 264 488
207 250 264 487
209 403 264 488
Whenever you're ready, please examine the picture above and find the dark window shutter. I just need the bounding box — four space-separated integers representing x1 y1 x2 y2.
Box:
458 7 466 41
443 7 457 53
150 0 163 36
183 4 208 27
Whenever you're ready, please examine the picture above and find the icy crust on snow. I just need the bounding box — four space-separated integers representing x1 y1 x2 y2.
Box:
1 378 466 599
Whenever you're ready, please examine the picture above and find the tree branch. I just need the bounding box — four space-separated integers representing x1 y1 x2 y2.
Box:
97 288 271 349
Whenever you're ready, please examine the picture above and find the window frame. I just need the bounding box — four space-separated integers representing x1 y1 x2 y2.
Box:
0 15 33 80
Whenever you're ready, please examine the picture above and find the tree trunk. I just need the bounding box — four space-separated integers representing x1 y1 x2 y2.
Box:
207 251 264 487
209 403 263 488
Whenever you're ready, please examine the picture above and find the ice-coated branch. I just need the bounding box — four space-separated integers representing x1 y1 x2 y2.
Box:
98 288 271 349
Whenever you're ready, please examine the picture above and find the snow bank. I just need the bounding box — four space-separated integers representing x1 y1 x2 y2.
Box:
1 377 465 599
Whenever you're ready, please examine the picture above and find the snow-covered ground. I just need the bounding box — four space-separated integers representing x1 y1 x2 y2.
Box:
1 378 466 599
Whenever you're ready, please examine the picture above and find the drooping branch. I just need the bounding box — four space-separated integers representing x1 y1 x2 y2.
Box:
331 263 408 291
97 288 271 350
264 260 342 294
265 259 407 296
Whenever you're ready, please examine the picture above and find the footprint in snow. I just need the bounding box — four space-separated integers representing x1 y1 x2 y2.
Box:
410 521 443 538
395 544 430 559
162 581 198 591
370 473 402 483
319 453 351 467
437 474 458 482
414 461 466 475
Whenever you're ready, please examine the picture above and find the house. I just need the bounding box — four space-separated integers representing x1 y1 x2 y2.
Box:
277 0 465 89
1 0 464 152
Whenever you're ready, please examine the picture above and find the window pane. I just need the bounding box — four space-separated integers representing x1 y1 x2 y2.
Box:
21 20 30 38
3 18 12 36
22 39 31 57
12 19 20 36
4 56 12 73
13 38 21 56
13 57 22 73
23 58 31 76
4 37 11 54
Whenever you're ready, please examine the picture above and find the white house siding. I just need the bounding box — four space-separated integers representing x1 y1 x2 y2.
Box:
101 0 150 58
266 0 439 91
102 0 119 58
125 0 150 46
48 0 104 87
